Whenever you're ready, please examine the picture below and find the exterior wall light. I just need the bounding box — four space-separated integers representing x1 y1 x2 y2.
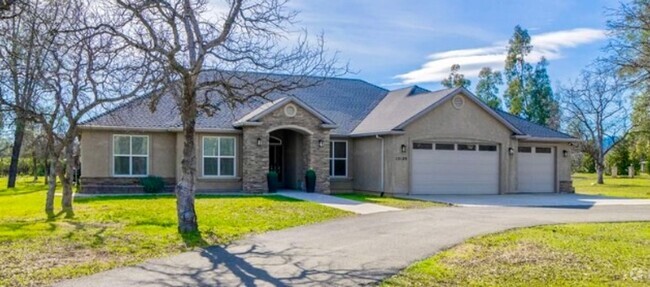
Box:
257 137 262 146
563 150 568 158
318 139 324 148
508 147 514 155
401 144 407 153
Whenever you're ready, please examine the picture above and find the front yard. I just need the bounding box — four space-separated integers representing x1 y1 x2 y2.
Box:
383 222 650 286
0 178 351 286
573 172 650 199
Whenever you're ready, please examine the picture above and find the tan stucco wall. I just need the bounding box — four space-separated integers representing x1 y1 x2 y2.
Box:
80 130 176 178
379 93 517 194
175 132 243 192
350 136 383 192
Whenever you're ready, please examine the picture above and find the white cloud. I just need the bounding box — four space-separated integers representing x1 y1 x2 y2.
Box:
395 28 606 85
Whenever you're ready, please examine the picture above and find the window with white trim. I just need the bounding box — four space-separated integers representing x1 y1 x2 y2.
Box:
113 135 148 176
203 136 236 176
329 140 348 177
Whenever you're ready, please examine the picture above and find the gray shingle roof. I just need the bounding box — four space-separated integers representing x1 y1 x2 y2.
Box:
82 72 575 141
495 110 574 139
82 74 388 134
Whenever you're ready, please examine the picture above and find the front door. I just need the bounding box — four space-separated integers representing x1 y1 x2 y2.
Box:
269 138 283 183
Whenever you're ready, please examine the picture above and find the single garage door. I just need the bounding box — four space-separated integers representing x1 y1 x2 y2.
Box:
517 146 555 193
411 142 499 195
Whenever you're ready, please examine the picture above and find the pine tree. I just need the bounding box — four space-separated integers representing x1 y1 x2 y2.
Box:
475 67 503 109
526 58 558 127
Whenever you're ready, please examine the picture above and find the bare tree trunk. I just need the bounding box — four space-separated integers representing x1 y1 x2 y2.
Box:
175 86 198 234
596 150 605 184
60 142 74 218
45 155 58 218
7 116 25 188
596 165 605 184
44 159 49 185
32 149 38 182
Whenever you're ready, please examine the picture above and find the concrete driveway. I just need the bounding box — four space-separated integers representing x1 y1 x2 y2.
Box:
55 204 650 287
402 193 650 208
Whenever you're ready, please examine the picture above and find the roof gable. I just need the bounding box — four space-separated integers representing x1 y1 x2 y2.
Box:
394 87 523 134
233 96 336 127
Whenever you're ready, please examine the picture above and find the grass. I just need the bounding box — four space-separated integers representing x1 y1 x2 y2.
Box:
0 177 351 286
573 172 650 199
383 222 650 286
335 193 448 209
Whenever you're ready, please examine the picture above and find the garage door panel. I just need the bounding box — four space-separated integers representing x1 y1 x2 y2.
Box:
411 145 499 195
517 147 554 193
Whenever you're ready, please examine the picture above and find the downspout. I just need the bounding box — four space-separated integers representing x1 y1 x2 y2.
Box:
376 135 385 195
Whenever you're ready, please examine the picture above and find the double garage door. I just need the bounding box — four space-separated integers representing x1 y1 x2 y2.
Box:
411 143 556 194
411 142 499 195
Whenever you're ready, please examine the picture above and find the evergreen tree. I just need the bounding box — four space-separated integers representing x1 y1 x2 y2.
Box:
441 64 471 88
475 67 503 109
504 25 533 116
526 58 559 127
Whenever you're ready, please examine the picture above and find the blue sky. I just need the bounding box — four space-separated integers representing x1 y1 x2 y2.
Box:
291 0 619 91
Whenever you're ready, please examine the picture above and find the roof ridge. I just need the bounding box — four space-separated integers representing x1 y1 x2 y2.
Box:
202 69 390 92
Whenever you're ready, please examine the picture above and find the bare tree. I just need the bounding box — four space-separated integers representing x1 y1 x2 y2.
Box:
0 0 49 188
559 67 629 184
40 0 158 217
99 0 342 233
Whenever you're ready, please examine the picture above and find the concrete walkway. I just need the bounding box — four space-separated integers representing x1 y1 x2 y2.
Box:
277 191 401 214
402 193 650 208
55 205 650 287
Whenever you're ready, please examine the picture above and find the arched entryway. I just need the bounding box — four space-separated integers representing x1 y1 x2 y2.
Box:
268 128 308 189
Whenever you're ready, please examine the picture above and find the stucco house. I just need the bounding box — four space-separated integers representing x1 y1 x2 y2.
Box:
79 74 578 195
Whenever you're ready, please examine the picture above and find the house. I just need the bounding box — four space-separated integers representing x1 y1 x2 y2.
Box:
79 74 578 195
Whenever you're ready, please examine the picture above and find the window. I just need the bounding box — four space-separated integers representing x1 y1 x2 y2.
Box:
113 135 148 176
518 146 532 153
413 143 433 150
203 136 236 177
435 143 455 150
457 144 477 151
479 145 497 152
536 147 552 154
329 140 348 177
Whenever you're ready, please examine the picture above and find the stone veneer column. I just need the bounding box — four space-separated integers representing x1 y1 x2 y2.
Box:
242 127 269 193
309 131 330 193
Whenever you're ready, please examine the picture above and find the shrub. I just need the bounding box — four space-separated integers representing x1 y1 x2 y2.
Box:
139 176 165 193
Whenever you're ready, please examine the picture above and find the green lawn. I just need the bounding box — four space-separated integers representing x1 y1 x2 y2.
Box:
383 222 650 286
573 172 650 199
335 193 448 209
0 177 351 287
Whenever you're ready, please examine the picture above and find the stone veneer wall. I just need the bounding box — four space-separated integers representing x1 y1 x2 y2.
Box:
80 177 176 194
242 103 331 193
559 180 574 193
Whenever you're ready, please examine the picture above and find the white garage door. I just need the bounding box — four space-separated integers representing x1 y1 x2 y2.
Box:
517 146 555 193
411 143 499 195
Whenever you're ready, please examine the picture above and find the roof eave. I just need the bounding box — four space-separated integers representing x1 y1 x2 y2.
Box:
515 135 581 143
349 130 406 138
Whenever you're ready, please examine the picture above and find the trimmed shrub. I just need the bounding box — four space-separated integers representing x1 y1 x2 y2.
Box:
139 176 165 193
267 171 279 193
